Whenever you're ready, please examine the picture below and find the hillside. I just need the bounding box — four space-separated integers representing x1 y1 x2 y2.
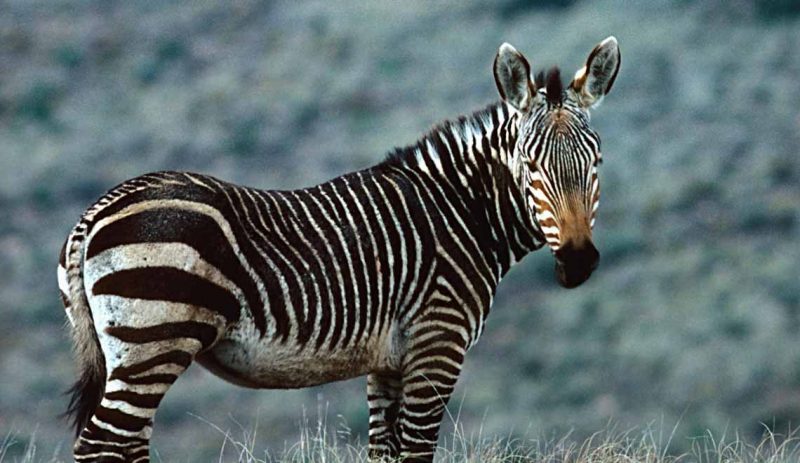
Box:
1 1 799 460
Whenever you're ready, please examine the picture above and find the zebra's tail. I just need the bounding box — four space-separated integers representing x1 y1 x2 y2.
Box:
58 219 106 437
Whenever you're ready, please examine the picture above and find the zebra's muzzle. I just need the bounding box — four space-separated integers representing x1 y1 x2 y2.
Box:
554 240 599 289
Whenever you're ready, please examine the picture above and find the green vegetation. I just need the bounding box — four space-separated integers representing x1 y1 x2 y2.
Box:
1 0 798 461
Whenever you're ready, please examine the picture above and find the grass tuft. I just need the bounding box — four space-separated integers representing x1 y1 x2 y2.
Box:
0 429 62 463
187 412 800 463
3 420 800 462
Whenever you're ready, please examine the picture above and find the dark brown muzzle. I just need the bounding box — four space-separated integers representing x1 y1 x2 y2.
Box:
554 239 600 288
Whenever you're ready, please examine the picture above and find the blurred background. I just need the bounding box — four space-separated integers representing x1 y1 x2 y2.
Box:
1 0 799 460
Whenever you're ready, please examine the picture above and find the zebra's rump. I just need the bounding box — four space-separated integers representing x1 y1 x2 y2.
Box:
82 204 256 326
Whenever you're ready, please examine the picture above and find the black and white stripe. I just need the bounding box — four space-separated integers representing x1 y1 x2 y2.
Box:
521 89 603 250
60 37 619 462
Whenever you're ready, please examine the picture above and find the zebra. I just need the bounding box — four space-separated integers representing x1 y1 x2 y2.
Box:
58 37 620 462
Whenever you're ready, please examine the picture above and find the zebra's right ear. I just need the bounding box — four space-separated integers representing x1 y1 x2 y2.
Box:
494 43 535 113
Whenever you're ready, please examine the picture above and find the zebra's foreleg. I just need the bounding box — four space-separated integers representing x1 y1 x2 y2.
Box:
396 329 466 462
367 371 403 460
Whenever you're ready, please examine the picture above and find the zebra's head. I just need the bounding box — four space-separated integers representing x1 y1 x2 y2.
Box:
493 37 620 288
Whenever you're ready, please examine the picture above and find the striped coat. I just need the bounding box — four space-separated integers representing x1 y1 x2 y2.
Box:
60 37 620 462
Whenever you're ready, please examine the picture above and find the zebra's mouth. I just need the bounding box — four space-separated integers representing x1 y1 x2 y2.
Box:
554 241 600 289
555 261 594 288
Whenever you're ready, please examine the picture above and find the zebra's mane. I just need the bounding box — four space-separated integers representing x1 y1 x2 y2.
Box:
381 66 563 169
381 102 503 168
535 66 563 107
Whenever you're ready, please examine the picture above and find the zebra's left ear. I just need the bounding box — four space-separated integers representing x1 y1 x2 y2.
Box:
570 36 620 109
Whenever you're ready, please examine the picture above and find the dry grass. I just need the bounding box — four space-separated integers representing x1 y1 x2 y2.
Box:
0 430 63 463
3 420 800 463
172 418 800 462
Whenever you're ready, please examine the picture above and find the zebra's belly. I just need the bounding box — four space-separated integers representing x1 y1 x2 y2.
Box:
199 324 404 389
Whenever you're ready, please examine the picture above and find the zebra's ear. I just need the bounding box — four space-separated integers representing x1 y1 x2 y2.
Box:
570 36 620 109
494 43 535 113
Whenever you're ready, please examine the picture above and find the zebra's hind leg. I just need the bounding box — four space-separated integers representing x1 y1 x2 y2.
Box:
73 321 221 462
367 371 402 460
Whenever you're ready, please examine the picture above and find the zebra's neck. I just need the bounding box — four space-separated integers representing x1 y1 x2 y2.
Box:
379 101 544 279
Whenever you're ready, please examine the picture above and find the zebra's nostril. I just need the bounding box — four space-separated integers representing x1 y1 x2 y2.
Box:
555 241 598 268
553 240 599 288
